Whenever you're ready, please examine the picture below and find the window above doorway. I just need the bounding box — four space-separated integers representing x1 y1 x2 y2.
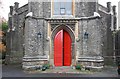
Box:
52 0 75 17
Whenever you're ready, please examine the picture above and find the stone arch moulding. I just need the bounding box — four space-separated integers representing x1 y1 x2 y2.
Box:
51 24 75 42
50 24 76 66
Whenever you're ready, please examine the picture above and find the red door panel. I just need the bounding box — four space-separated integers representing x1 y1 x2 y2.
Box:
54 29 71 66
54 30 63 66
63 30 71 66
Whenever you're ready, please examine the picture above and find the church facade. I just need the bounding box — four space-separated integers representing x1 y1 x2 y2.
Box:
5 0 117 70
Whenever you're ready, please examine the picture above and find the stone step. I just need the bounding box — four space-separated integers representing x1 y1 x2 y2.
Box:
54 66 72 69
53 66 75 73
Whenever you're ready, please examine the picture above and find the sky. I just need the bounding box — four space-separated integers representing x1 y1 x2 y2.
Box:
0 0 119 20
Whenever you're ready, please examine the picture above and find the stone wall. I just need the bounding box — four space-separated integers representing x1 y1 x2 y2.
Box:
77 17 104 68
98 3 115 66
5 1 116 69
23 17 48 69
75 1 97 17
28 2 51 18
5 3 29 64
22 1 51 69
115 30 120 64
24 17 44 56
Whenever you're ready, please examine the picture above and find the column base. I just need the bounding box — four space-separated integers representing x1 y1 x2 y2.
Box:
22 56 48 70
76 56 104 69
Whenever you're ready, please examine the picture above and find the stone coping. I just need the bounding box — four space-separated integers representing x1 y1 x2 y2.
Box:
23 58 48 62
46 16 101 20
77 59 104 62
77 57 104 62
23 56 48 59
25 15 101 20
23 56 48 62
78 56 104 59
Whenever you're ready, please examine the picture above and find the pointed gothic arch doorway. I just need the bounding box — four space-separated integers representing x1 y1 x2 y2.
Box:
54 29 72 66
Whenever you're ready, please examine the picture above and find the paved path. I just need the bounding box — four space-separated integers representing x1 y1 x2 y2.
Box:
2 64 120 78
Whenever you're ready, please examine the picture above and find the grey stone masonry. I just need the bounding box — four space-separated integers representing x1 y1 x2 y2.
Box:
76 17 104 68
22 1 50 69
5 2 29 64
75 1 97 17
6 0 117 70
23 16 49 69
115 30 120 65
24 17 44 57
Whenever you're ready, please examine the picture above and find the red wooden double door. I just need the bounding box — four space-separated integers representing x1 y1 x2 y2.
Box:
54 29 71 66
